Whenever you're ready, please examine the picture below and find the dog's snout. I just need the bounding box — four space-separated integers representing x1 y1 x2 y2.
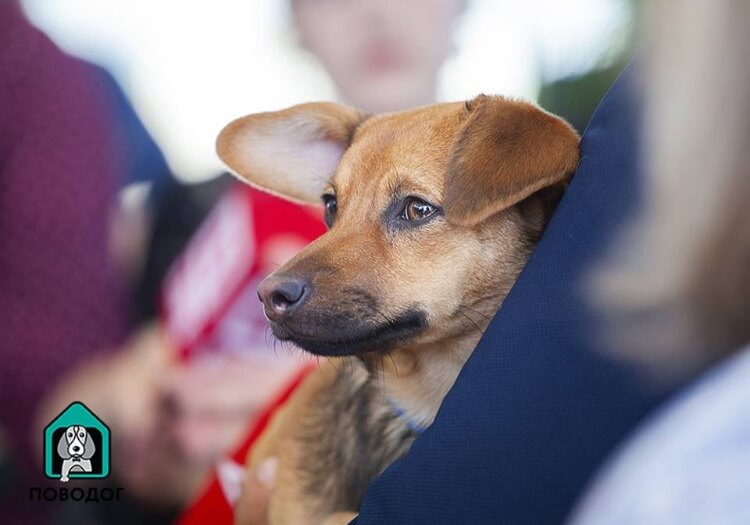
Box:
72 445 80 452
258 275 308 318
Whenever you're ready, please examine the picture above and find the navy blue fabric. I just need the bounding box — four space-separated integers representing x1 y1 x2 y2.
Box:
353 68 683 524
92 66 173 205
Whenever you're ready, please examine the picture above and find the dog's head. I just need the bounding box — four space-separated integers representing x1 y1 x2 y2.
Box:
218 96 579 357
57 425 96 460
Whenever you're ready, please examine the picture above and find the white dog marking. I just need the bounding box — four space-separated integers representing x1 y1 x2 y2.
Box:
57 425 95 482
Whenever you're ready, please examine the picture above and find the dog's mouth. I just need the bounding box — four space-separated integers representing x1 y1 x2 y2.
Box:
269 310 428 356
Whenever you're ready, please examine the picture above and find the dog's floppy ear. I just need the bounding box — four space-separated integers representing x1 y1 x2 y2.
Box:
216 102 364 204
57 433 70 459
444 95 580 226
83 430 96 459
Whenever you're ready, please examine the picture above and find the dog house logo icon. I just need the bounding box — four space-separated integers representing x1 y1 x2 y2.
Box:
44 402 110 482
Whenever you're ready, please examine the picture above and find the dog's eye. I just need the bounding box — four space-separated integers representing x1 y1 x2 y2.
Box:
402 197 437 222
79 433 85 439
322 194 337 228
68 432 73 438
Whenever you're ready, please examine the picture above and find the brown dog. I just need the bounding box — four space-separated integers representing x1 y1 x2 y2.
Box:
216 95 579 525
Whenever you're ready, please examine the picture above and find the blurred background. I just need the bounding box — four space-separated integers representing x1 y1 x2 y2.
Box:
22 0 634 182
1 0 638 523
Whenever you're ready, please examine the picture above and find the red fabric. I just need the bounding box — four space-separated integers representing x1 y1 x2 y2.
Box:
175 157 324 524
161 183 325 359
178 365 313 525
246 184 325 255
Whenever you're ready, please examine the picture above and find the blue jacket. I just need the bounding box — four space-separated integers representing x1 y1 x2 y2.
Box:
353 68 683 524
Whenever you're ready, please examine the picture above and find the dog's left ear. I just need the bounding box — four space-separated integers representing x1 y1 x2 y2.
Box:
444 95 580 226
216 102 364 204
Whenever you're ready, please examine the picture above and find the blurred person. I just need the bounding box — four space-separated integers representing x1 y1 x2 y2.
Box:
569 1 750 523
0 0 130 519
0 1 279 522
115 176 325 504
292 0 466 112
0 1 211 523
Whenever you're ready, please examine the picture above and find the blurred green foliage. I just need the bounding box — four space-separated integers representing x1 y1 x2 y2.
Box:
538 0 638 133
538 60 628 133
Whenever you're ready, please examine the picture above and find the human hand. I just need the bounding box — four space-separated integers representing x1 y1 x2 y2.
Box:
234 457 277 525
160 353 303 464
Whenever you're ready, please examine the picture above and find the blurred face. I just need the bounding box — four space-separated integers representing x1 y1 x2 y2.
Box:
293 0 464 113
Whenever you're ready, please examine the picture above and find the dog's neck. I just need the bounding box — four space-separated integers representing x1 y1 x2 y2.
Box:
371 277 514 429
374 330 485 430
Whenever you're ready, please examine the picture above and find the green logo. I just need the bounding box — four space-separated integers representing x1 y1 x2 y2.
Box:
43 402 110 482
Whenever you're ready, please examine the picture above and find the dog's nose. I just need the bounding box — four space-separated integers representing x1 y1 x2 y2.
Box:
72 446 80 452
257 275 308 318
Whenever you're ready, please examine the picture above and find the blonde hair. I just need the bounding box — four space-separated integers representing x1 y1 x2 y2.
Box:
596 0 750 377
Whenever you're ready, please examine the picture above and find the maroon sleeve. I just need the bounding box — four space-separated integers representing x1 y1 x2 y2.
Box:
0 2 129 472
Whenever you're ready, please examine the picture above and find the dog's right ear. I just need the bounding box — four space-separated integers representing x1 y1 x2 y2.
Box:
216 102 364 204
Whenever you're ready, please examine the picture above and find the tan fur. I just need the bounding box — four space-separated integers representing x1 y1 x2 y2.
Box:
445 95 579 226
236 366 341 525
218 96 579 524
217 102 363 204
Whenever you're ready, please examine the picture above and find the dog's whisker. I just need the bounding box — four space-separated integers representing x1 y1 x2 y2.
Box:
467 292 508 311
457 307 485 336
371 305 393 327
458 303 493 322
326 358 340 376
388 354 400 379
